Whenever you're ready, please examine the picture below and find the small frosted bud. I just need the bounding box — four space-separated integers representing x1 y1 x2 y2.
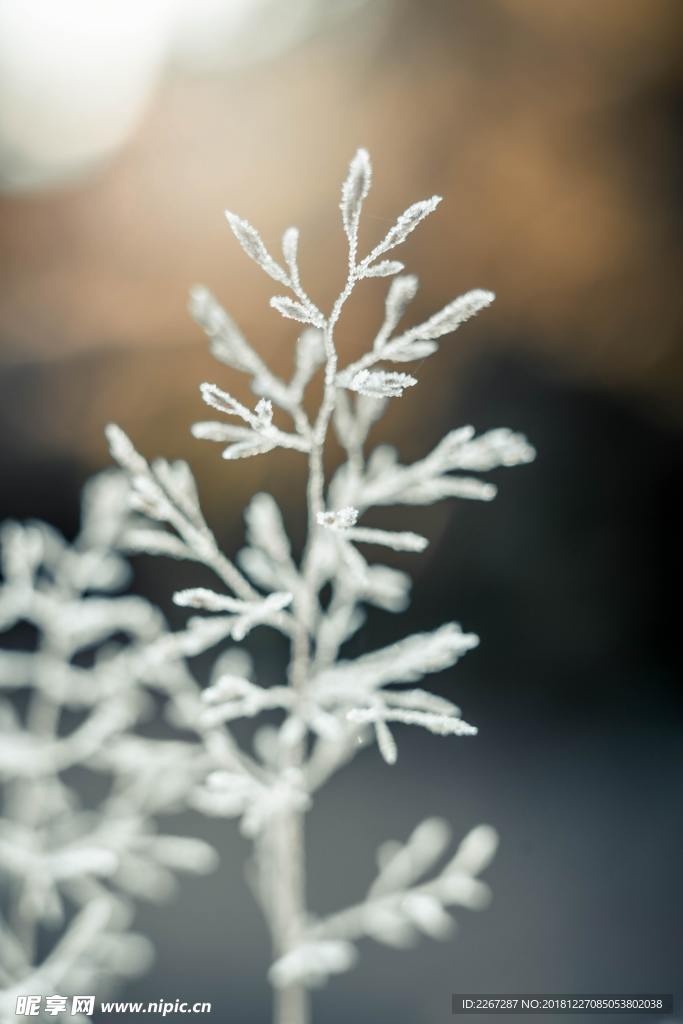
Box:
363 259 404 278
340 148 372 243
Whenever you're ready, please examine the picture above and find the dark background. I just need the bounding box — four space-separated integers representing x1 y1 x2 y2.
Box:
1 1 681 1022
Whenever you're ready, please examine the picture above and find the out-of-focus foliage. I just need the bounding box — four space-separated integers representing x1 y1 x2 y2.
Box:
0 474 216 1014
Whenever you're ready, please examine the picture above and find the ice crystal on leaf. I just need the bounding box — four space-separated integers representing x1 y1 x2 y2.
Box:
346 368 417 399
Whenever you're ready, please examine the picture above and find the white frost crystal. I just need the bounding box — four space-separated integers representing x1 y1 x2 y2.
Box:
346 368 417 399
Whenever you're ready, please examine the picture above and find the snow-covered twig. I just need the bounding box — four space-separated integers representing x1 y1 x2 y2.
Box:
107 150 530 1023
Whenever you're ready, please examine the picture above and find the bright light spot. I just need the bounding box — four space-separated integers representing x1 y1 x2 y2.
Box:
0 0 368 192
0 0 171 190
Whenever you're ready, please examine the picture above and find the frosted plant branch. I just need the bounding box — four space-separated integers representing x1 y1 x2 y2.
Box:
0 476 217 1008
270 820 498 988
104 149 536 1024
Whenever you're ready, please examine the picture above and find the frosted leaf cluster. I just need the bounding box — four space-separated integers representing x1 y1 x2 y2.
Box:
2 148 535 1024
0 475 216 1011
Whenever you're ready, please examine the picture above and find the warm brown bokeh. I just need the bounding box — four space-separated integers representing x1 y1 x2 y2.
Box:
1 0 681 483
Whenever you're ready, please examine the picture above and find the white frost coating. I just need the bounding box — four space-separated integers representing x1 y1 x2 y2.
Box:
340 285 496 377
341 526 428 552
225 210 291 286
346 368 417 399
270 295 325 329
388 287 495 348
347 706 478 738
14 148 537 1023
362 259 404 278
364 195 442 267
197 382 311 459
340 147 371 264
373 273 419 350
173 589 293 641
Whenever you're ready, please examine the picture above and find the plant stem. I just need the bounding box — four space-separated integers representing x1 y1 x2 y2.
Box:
271 807 310 1024
274 983 309 1024
269 262 358 1024
271 603 310 1024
